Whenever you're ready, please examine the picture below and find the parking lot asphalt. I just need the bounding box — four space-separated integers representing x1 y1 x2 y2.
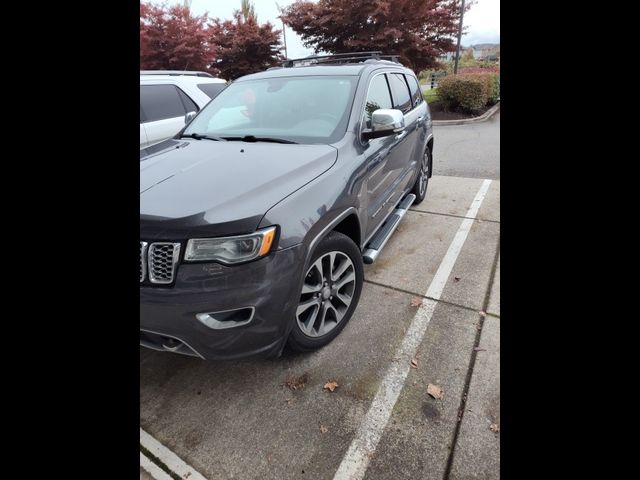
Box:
433 113 500 180
140 173 500 480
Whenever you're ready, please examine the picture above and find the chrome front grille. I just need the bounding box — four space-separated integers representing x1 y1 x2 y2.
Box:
140 242 148 282
140 241 181 284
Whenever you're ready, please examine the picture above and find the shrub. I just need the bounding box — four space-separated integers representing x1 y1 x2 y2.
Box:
438 72 500 110
467 73 500 105
458 66 500 75
438 75 488 112
489 75 500 104
473 73 500 105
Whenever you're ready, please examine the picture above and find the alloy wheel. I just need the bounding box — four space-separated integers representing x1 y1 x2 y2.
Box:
296 251 356 337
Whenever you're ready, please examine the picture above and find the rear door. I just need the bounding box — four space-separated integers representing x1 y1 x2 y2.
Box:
385 72 420 196
140 84 190 146
403 74 429 179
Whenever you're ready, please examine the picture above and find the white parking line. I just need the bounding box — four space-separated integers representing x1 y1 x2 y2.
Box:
140 427 208 480
140 451 173 480
333 179 492 480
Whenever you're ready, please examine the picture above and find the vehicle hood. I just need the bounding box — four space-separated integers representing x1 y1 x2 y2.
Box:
140 139 337 239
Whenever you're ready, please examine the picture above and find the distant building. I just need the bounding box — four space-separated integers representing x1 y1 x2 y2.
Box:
470 43 500 60
439 52 455 62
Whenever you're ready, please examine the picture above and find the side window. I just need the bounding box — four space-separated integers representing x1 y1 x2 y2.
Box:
197 83 226 99
140 85 187 123
177 88 199 113
363 74 393 129
406 75 424 107
388 73 412 114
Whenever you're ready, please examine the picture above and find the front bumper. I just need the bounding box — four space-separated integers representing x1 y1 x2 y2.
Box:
140 244 305 360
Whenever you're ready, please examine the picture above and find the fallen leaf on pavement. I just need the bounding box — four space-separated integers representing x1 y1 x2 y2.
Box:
478 311 487 317
284 373 309 391
410 297 423 307
427 384 444 400
323 380 339 392
411 358 418 369
490 423 500 433
320 424 328 434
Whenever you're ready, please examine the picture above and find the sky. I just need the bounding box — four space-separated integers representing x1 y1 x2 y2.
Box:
160 0 500 58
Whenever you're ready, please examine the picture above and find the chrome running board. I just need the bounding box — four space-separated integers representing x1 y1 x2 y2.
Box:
363 193 416 264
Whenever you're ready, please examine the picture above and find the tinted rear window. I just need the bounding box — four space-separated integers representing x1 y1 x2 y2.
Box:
388 73 412 114
140 85 186 122
406 75 424 107
198 83 227 99
177 88 198 112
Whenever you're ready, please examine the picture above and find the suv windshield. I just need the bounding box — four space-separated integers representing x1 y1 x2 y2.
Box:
184 75 358 144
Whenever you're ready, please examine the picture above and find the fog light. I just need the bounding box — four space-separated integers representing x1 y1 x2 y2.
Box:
196 307 255 330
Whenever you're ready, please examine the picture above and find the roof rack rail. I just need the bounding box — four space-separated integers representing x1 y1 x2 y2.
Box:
140 70 214 78
282 51 401 68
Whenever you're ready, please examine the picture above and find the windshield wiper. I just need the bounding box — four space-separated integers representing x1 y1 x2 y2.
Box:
222 135 298 144
179 133 226 142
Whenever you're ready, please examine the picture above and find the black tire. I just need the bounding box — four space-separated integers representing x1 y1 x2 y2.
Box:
411 148 431 205
287 231 364 352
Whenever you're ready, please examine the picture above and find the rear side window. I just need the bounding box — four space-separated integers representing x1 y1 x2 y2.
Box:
406 75 424 107
198 83 226 99
140 85 187 122
363 74 393 129
388 73 412 114
177 89 198 113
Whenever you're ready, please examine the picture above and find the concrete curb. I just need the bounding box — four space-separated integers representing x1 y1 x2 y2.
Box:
432 102 500 126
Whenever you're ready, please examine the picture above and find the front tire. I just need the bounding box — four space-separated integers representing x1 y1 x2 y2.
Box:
411 148 431 205
287 231 364 352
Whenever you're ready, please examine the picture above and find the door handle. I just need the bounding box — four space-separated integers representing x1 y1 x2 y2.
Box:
395 131 407 141
417 116 425 122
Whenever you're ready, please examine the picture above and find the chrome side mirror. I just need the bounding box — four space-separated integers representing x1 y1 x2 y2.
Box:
185 111 197 124
362 109 405 140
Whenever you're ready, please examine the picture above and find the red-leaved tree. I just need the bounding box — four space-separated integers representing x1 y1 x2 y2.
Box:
140 3 213 72
208 11 283 80
280 0 470 71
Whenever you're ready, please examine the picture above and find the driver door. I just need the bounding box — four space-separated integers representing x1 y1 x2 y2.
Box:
363 73 397 238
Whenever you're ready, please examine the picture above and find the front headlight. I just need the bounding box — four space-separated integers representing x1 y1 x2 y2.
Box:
184 226 277 264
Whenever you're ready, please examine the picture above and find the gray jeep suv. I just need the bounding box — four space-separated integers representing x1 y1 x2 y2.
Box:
140 52 433 360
